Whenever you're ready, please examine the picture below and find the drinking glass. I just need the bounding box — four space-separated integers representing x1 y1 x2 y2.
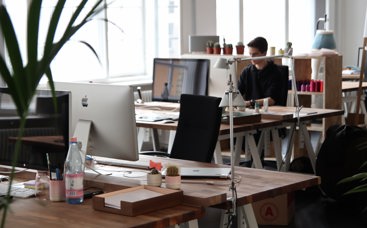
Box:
35 170 50 201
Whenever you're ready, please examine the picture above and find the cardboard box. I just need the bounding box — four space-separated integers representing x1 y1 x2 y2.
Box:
252 193 295 225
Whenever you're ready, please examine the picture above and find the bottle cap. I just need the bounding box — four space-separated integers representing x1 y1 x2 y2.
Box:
70 137 77 143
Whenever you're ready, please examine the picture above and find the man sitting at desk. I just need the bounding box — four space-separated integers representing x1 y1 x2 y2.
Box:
237 37 284 166
238 36 282 108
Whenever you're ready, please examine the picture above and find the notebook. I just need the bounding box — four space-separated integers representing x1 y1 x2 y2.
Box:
162 167 231 179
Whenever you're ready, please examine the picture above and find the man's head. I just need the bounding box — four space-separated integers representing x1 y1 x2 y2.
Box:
247 37 268 65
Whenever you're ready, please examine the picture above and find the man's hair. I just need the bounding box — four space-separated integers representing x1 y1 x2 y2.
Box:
247 37 268 53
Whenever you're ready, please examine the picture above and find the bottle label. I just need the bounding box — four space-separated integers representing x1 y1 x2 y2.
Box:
65 173 83 198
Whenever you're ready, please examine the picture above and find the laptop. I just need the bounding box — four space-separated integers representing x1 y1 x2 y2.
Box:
162 167 231 179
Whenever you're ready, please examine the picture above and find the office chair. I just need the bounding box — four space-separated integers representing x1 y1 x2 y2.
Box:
277 65 290 106
140 94 222 163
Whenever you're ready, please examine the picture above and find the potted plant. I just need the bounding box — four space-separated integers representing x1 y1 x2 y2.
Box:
0 0 104 226
206 40 214 54
147 167 162 187
224 43 233 55
164 165 181 190
213 42 221 55
236 41 245 55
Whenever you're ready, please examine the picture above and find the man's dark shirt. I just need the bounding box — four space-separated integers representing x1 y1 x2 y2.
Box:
237 60 282 105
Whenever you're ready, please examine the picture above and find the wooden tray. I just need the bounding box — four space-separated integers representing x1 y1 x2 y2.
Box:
222 112 261 125
93 185 183 216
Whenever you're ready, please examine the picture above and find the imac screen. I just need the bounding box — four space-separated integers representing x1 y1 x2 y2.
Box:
152 58 209 102
0 88 70 170
54 82 139 161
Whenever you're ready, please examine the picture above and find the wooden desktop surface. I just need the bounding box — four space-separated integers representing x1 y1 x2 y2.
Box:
136 104 344 132
84 155 320 208
342 81 367 92
5 196 204 228
1 155 319 227
1 164 204 228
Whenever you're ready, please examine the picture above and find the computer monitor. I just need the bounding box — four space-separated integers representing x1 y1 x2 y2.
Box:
54 82 139 162
0 88 70 170
152 58 209 102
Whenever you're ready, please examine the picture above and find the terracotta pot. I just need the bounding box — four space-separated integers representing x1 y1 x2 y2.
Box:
236 45 245 55
206 47 214 54
224 47 233 55
213 47 221 55
165 175 181 189
147 173 162 187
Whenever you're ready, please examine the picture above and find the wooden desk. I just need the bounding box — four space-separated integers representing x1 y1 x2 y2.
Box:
342 74 360 81
1 165 204 228
266 106 344 172
5 196 204 228
342 81 367 92
136 104 287 168
2 155 319 228
84 155 320 227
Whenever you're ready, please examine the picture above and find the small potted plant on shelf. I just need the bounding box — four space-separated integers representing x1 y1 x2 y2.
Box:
147 167 162 187
224 43 233 55
206 40 214 54
213 42 221 55
164 165 181 189
236 41 245 55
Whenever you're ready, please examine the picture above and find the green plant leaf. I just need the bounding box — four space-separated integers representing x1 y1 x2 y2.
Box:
338 173 367 184
27 0 42 89
344 183 367 195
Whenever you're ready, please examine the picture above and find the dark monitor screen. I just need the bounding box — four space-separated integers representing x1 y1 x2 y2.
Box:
152 58 209 102
0 89 70 171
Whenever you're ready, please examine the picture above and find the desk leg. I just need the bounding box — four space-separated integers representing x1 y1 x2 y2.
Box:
137 127 145 152
283 123 296 171
239 204 259 228
167 130 176 154
151 129 161 151
213 141 223 164
298 122 317 173
246 132 263 169
270 128 283 170
174 219 199 228
234 133 245 165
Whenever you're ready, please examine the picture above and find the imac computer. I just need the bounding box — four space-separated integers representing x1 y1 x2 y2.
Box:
0 88 70 170
54 82 139 163
152 58 210 102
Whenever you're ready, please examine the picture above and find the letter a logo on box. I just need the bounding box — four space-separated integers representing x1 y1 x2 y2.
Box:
260 203 278 221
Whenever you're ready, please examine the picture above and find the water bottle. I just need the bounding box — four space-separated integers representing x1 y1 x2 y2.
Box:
64 137 84 204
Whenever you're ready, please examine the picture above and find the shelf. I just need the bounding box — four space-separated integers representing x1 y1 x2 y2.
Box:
288 91 323 95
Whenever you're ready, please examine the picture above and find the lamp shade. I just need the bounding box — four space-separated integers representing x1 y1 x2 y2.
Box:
312 30 336 49
214 58 229 69
364 7 367 37
220 91 245 107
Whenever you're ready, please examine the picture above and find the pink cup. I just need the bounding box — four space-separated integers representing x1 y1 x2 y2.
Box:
49 180 65 201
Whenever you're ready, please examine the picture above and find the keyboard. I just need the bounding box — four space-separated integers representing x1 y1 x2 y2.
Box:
0 183 36 198
135 112 179 122
93 156 149 170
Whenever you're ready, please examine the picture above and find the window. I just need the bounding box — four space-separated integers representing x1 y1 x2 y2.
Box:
216 0 316 55
2 0 181 83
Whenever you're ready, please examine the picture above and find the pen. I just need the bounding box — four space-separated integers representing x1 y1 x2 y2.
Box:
55 168 62 180
46 153 52 180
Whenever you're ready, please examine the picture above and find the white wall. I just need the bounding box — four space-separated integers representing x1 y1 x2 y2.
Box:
335 0 367 67
180 0 217 54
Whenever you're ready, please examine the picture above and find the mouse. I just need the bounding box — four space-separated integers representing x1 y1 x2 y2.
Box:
162 120 175 124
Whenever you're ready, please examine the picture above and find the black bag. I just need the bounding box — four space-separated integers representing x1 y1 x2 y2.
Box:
316 124 367 200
